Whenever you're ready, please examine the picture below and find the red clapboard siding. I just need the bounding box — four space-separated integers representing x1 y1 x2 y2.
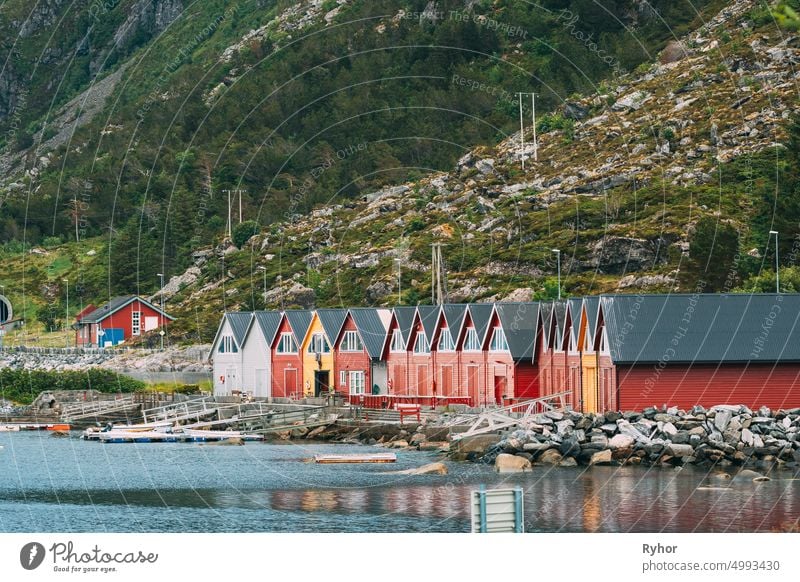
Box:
515 361 540 399
617 363 800 411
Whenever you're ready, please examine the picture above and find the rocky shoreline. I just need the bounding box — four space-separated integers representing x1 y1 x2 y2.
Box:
283 404 800 478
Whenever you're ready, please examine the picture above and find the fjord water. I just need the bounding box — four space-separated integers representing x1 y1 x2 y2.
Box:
1 432 798 533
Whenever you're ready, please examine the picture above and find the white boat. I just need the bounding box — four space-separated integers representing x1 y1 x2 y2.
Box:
0 425 21 432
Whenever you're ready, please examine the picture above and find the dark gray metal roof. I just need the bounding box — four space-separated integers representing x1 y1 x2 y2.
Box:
538 302 555 349
251 311 282 346
316 308 348 344
441 304 467 341
393 306 417 344
584 295 600 345
551 301 568 350
284 310 313 343
601 293 800 364
468 303 494 343
567 297 583 344
227 312 253 346
416 305 440 341
495 302 540 361
349 308 387 359
78 295 174 323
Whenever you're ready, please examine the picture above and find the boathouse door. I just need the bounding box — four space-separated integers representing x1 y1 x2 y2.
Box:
285 368 298 399
225 367 237 394
255 369 269 398
494 374 506 406
466 365 479 407
314 370 330 397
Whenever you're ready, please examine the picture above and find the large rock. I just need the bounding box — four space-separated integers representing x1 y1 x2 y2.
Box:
452 434 501 455
538 449 563 465
714 409 733 432
589 449 613 465
667 444 694 457
733 469 770 483
495 453 532 473
609 434 635 450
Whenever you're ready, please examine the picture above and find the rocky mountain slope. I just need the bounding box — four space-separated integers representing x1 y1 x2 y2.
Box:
2 0 798 345
147 0 800 341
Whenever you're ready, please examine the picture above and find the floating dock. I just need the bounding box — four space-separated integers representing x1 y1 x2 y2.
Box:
313 453 397 464
0 423 71 432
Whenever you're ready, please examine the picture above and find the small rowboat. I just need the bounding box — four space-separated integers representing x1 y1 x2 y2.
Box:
47 424 71 432
0 425 21 432
313 453 397 464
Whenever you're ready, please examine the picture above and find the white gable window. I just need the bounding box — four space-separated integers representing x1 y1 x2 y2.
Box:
464 327 481 351
131 311 141 336
308 332 330 354
218 336 238 353
390 329 404 352
341 330 363 352
413 333 430 354
438 328 455 351
490 327 509 351
277 332 297 354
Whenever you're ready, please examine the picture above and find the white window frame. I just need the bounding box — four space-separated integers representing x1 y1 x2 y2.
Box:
438 328 455 351
277 332 297 354
464 327 481 351
217 336 238 354
341 330 363 352
390 329 404 352
131 311 141 336
308 332 330 354
413 333 430 354
340 371 347 386
489 327 509 352
349 370 365 395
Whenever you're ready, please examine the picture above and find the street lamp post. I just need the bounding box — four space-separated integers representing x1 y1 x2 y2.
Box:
257 266 267 307
769 230 779 293
62 279 69 347
552 249 561 300
394 258 402 305
157 273 165 350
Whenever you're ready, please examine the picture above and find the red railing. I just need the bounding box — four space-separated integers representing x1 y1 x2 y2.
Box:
347 394 472 408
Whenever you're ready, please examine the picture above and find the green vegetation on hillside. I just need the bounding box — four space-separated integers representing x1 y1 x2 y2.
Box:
0 369 144 405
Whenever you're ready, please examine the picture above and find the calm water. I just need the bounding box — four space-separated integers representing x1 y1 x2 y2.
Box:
1 432 798 533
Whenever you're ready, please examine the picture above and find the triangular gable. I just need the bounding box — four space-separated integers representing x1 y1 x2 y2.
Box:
492 302 539 361
381 306 417 356
348 308 387 359
416 305 440 342
567 298 583 349
316 308 348 345
243 311 282 346
467 303 494 346
441 304 467 343
209 312 253 360
284 309 313 344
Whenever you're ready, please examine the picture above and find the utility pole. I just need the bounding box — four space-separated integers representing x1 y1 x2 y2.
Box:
431 243 448 305
257 266 267 306
62 279 69 347
516 92 539 168
770 230 779 293
394 258 402 305
157 273 165 351
552 249 561 300
518 93 525 171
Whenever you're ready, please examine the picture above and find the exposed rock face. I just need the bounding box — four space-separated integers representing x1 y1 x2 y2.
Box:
265 282 316 308
586 237 668 274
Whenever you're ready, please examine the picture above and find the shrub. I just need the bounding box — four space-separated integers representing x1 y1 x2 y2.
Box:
232 220 260 248
0 368 145 405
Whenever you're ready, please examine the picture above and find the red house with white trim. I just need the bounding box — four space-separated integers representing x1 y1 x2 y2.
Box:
74 295 173 347
270 310 312 399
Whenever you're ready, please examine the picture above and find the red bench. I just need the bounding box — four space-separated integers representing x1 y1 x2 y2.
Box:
396 403 421 424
